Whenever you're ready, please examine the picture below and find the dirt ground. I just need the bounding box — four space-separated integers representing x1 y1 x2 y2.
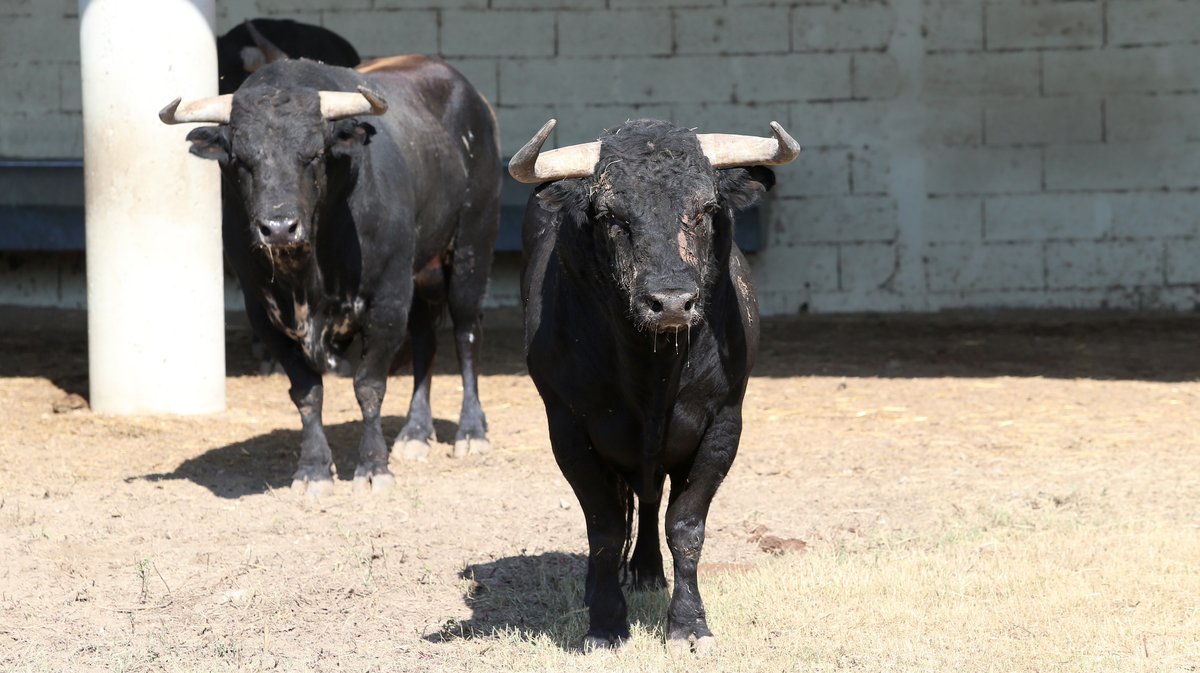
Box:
1 307 1199 672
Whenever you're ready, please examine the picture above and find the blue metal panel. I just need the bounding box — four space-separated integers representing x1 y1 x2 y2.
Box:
0 161 763 253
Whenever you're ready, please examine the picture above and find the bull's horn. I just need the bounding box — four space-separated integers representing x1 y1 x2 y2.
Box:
159 94 233 124
319 86 388 121
697 121 801 168
508 119 601 184
244 20 289 65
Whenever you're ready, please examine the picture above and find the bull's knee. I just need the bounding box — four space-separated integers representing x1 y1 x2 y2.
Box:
666 517 705 561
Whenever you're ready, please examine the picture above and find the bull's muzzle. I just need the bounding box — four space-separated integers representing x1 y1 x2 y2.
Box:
255 217 304 247
640 288 699 331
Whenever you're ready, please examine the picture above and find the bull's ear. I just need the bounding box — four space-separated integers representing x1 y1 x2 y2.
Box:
534 179 589 215
716 166 776 211
329 120 376 158
185 126 230 164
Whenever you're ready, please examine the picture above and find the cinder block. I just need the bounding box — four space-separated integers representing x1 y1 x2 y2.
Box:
373 0 485 7
850 147 889 195
792 4 896 52
1108 1 1200 47
985 2 1101 50
984 97 1101 146
0 111 81 158
0 0 32 17
0 64 60 113
921 98 983 146
1108 193 1200 239
1106 93 1200 143
619 56 737 103
673 102 791 137
732 54 853 103
494 0 602 6
924 0 983 52
59 63 79 113
770 147 852 198
839 242 897 291
443 58 498 103
498 58 607 106
674 8 790 55
0 13 79 62
923 52 1039 97
772 196 897 244
1045 143 1200 191
983 194 1107 242
218 7 321 32
789 101 888 147
321 10 438 59
500 56 736 105
558 10 672 57
1045 240 1164 289
549 103 675 145
441 10 555 57
852 54 902 100
923 197 982 242
1044 46 1200 95
925 241 1044 291
495 104 556 158
1166 239 1200 284
258 0 367 12
750 243 840 295
924 148 1041 195
798 98 982 148
612 0 721 7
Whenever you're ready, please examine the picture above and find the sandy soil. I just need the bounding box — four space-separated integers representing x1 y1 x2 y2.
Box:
1 307 1198 671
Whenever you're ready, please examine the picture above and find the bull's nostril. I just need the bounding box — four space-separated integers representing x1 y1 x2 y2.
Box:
650 300 663 313
259 225 272 238
287 221 299 234
683 299 694 311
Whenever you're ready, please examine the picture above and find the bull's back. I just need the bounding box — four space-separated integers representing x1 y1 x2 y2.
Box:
350 56 502 268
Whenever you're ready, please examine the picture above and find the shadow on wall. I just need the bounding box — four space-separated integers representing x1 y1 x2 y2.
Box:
134 415 459 499
755 313 1200 381
5 307 1200 387
426 551 670 652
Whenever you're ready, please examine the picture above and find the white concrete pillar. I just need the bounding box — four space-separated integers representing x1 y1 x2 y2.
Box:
80 0 225 414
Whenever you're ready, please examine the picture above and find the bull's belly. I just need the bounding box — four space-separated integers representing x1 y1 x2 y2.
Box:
585 406 708 473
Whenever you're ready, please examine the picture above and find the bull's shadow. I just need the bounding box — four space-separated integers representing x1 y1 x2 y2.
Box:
136 415 458 498
427 551 669 651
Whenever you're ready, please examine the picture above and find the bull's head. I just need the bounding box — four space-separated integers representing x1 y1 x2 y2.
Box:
510 119 798 333
159 85 386 250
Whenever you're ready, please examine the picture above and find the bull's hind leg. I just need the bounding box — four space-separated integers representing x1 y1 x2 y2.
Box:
394 297 440 461
547 410 631 650
663 409 741 656
629 473 668 591
444 200 499 458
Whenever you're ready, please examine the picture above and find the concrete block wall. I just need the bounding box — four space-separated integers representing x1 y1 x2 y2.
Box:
4 0 1200 313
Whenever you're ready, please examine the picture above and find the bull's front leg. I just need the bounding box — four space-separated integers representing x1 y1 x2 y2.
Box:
352 297 409 494
246 297 334 496
546 405 631 650
663 406 741 656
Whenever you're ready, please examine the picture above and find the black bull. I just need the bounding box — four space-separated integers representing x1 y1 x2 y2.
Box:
515 118 798 652
162 56 502 495
216 19 360 95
